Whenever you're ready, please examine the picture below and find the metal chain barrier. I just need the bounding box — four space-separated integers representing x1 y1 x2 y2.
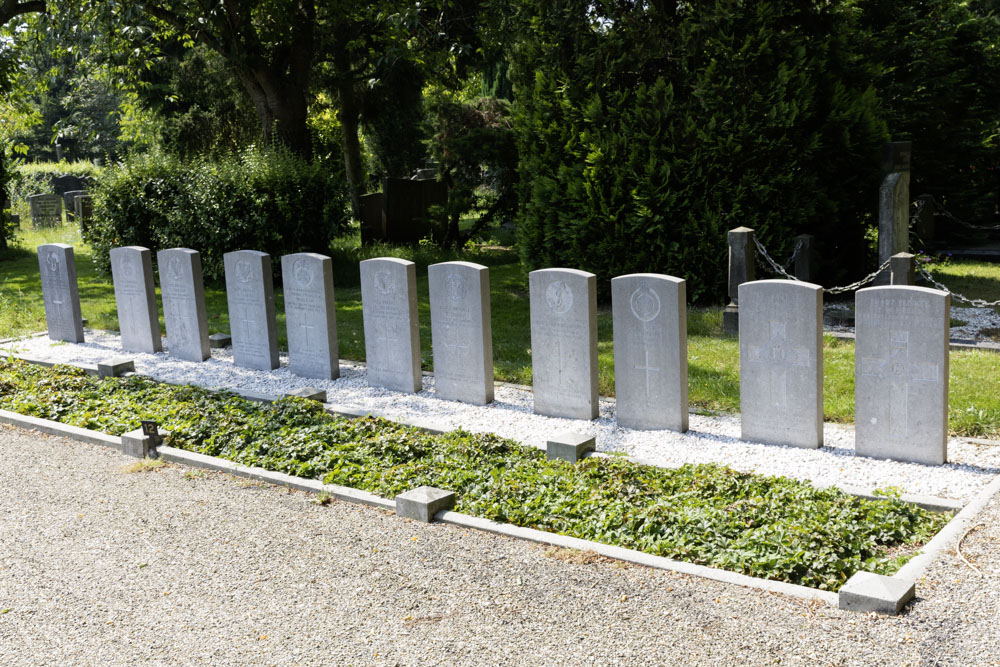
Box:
908 197 926 230
931 199 1000 232
753 235 890 293
917 266 1000 307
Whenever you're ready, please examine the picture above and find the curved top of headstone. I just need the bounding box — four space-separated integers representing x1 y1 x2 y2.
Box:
857 284 948 301
110 245 149 255
158 247 198 257
613 272 684 286
360 256 415 269
739 278 823 295
284 251 329 262
38 242 72 251
224 249 270 260
428 260 487 273
528 267 596 281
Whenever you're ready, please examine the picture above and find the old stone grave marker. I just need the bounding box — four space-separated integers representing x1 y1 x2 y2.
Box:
110 246 163 354
224 250 279 370
282 252 339 380
360 257 421 392
611 273 688 431
529 268 598 420
157 248 210 362
37 243 84 342
428 261 493 405
739 280 823 449
28 194 63 228
855 285 949 465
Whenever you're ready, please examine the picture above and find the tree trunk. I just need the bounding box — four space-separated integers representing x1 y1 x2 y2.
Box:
238 68 312 157
332 43 366 221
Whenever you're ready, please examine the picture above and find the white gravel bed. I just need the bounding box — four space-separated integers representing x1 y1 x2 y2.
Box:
822 303 1000 341
4 330 1000 502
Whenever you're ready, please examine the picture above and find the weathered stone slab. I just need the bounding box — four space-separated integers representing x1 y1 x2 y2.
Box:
839 572 915 615
208 333 231 349
395 486 456 523
876 171 910 285
360 257 421 392
29 194 63 228
611 273 688 431
37 243 84 343
529 268 598 420
110 246 163 354
546 431 596 463
97 357 134 378
738 280 823 449
157 248 210 362
62 190 87 217
855 286 949 465
428 261 493 405
281 252 339 380
723 227 756 335
223 250 279 370
73 194 94 232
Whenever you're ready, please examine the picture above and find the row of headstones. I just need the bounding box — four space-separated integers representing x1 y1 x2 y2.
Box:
37 244 949 466
28 192 93 229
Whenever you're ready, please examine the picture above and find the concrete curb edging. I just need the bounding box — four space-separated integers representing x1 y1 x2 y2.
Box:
433 510 840 606
0 409 122 451
893 471 1000 583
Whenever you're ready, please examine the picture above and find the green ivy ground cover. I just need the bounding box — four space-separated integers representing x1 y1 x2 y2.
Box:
0 359 949 591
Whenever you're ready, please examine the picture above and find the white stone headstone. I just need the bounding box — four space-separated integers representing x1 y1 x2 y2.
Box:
428 261 493 405
157 248 210 362
224 250 279 370
611 273 688 431
281 252 339 380
37 243 84 343
738 280 823 449
360 257 421 393
529 268 598 420
110 246 163 354
855 285 949 465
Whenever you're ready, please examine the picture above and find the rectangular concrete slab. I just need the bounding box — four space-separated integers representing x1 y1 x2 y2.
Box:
281 252 339 380
428 261 494 405
97 357 134 378
611 273 688 431
855 286 949 464
360 257 421 393
110 246 163 354
838 571 915 614
28 193 62 228
224 250 280 370
546 431 596 463
37 243 84 343
529 268 599 420
157 248 210 362
739 280 823 449
395 486 456 523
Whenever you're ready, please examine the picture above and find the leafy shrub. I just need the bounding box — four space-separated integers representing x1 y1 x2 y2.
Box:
509 0 887 300
10 160 102 203
84 146 349 280
0 359 949 591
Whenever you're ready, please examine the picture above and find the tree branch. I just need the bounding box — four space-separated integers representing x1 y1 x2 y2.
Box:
141 1 226 54
0 0 46 26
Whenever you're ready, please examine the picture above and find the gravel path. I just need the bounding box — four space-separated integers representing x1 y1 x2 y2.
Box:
1 425 999 666
4 332 1000 502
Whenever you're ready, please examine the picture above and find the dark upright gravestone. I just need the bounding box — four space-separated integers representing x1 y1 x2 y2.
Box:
383 177 447 243
28 194 63 228
359 193 385 245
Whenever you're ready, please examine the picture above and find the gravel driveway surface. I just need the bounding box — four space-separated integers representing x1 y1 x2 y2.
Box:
1 424 998 666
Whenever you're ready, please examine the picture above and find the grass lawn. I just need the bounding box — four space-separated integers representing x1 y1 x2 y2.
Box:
2 224 1000 437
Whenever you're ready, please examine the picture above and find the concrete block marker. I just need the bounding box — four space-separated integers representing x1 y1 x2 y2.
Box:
838 571 915 615
546 431 596 463
208 333 232 348
121 428 171 459
285 387 327 402
97 357 135 379
396 486 456 523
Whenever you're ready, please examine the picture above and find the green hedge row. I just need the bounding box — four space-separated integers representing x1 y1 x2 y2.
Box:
83 146 349 281
0 359 949 591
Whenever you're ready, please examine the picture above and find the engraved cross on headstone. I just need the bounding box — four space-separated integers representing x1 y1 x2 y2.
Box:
862 330 940 436
298 313 315 349
748 320 808 408
634 349 660 399
240 306 256 341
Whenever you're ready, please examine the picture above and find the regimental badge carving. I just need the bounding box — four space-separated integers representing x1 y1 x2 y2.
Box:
546 280 573 314
236 258 254 283
121 254 138 280
293 258 314 289
374 269 394 294
629 283 660 322
45 250 60 273
446 272 467 303
167 256 183 282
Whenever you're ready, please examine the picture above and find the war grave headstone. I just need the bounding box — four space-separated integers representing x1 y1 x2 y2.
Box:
738 280 824 449
529 268 598 420
281 252 339 380
62 190 88 219
157 248 211 362
110 246 163 354
611 273 688 431
876 141 912 285
223 250 279 370
28 194 63 228
855 285 949 465
360 257 421 393
428 261 493 405
37 243 84 343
